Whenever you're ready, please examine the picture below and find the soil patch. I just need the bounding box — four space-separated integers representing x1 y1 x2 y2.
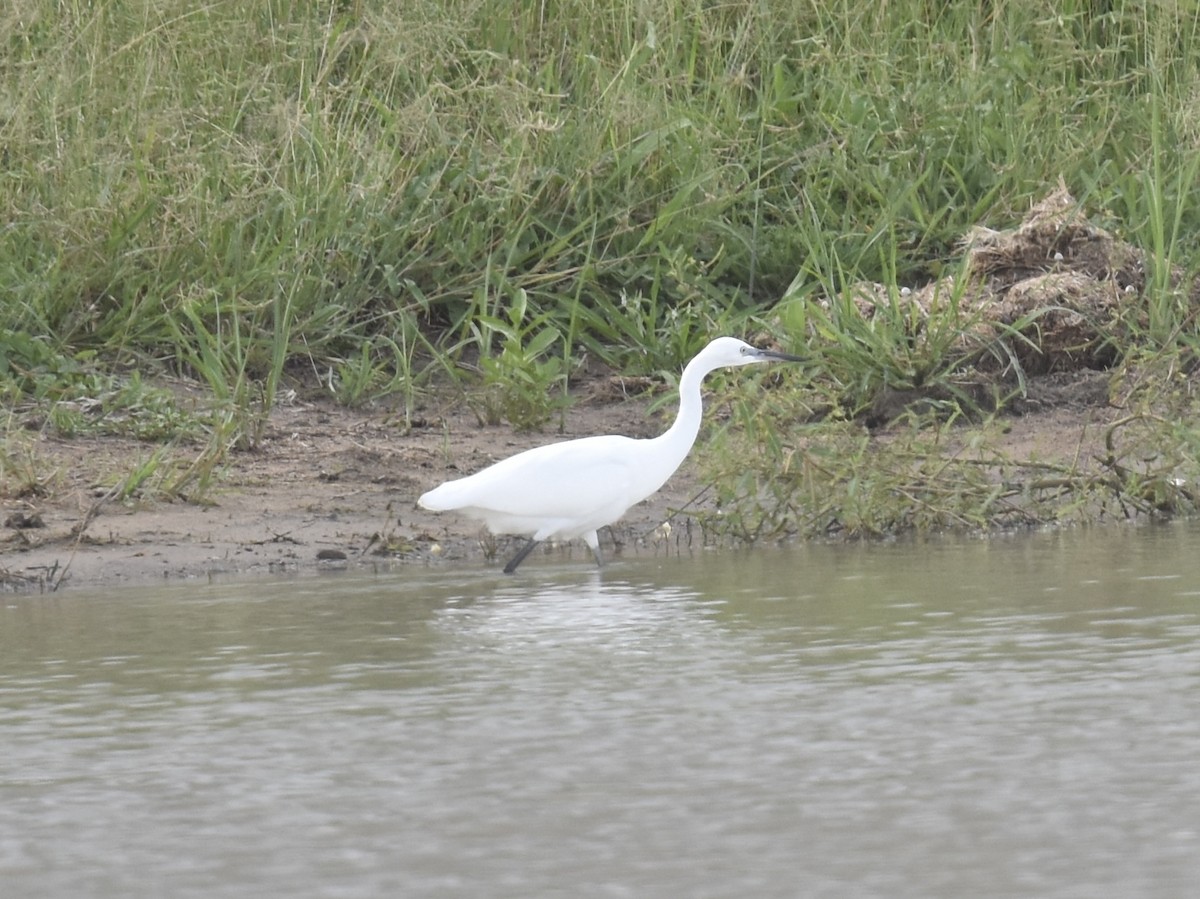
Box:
0 386 701 590
1 369 1119 591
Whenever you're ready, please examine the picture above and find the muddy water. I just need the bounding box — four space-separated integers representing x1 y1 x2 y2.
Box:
2 523 1200 898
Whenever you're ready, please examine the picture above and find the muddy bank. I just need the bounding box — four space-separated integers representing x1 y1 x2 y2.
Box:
1 367 1122 591
0 391 703 590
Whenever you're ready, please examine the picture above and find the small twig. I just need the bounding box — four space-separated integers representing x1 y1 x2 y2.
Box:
49 486 122 592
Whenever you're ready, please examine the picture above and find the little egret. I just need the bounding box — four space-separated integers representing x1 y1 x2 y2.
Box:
418 336 802 573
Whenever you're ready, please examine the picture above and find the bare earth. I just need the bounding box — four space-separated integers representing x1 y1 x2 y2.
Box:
0 383 696 590
1 369 1116 592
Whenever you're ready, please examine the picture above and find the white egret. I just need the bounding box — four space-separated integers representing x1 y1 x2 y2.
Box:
418 336 802 573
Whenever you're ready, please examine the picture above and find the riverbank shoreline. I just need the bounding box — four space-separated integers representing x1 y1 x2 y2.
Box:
1 365 1129 592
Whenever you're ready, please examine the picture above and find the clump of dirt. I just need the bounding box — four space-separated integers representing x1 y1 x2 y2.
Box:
961 179 1146 292
850 179 1167 376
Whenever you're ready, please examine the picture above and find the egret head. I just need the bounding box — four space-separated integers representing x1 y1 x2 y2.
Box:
699 336 804 369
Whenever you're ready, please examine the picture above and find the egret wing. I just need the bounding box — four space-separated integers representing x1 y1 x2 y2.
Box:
457 435 643 519
419 432 667 543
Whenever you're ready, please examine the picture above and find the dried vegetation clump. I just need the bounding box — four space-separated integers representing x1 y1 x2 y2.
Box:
847 180 1191 377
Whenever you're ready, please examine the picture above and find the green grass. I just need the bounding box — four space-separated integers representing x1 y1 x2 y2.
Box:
4 0 1200 518
702 389 1200 545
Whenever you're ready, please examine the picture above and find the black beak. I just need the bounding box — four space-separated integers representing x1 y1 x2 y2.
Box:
756 347 805 363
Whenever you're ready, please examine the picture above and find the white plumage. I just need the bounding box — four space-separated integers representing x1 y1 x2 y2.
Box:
419 336 801 572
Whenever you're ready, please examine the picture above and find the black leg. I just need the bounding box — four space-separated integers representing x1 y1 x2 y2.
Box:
503 538 539 574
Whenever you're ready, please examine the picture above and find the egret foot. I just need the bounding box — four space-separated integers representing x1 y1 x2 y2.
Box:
503 538 539 574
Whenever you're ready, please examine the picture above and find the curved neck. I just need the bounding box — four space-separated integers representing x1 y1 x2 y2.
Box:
649 352 710 470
